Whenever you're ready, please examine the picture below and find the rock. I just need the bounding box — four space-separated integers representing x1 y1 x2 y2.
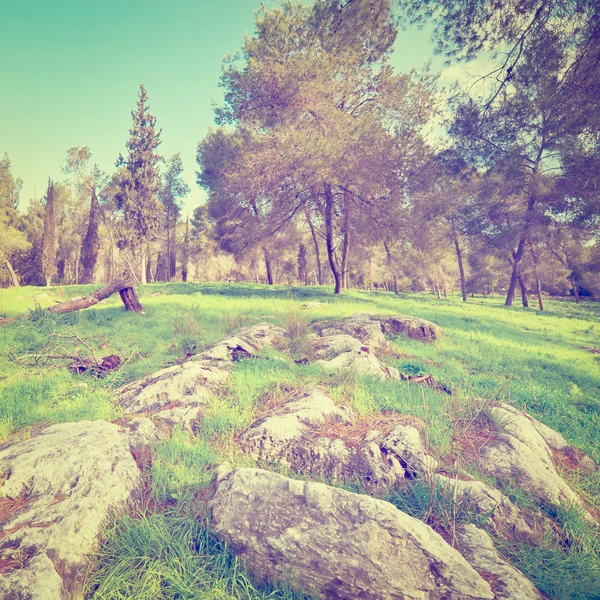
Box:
314 347 400 380
381 424 438 477
435 475 540 543
120 416 161 448
195 323 287 362
495 402 597 474
238 387 351 464
0 421 142 600
379 315 443 343
312 313 386 348
478 433 587 514
117 324 286 429
119 360 229 414
491 406 554 467
238 389 434 491
210 467 494 600
310 333 366 360
456 525 543 600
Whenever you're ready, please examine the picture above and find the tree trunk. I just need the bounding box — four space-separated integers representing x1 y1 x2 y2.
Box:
145 249 153 283
4 260 19 287
528 243 544 311
119 286 145 312
518 275 529 308
341 190 351 289
263 248 274 285
570 275 580 303
80 190 100 284
505 258 520 307
324 184 342 294
140 245 148 285
166 207 172 282
97 203 116 281
453 232 468 302
182 216 189 282
306 209 323 285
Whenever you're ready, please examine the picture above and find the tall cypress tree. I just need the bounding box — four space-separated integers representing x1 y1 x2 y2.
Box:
117 84 163 283
41 179 56 286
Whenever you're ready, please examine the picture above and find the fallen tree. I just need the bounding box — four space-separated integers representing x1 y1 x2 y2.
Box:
0 278 144 326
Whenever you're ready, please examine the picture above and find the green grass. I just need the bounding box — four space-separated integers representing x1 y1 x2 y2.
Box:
1 282 600 599
84 512 312 600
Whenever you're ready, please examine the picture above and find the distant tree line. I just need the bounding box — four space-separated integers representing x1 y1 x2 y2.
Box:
1 0 599 306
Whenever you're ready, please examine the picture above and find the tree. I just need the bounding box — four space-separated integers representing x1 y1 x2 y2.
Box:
160 153 190 281
198 0 436 294
63 146 112 283
0 154 28 287
116 84 163 284
41 179 57 286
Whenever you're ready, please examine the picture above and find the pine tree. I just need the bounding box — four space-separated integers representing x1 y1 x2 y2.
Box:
117 84 163 284
41 179 57 286
160 154 190 281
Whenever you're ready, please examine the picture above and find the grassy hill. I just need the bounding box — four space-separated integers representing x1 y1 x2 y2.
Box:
1 282 599 599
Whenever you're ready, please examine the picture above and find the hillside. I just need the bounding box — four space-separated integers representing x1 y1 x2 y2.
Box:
0 283 599 599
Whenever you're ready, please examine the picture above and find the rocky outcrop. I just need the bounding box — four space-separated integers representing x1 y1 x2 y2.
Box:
379 315 443 343
117 323 287 429
238 388 437 491
478 433 587 513
435 475 541 543
312 313 387 347
456 525 543 600
0 420 147 600
210 466 494 600
493 402 598 475
312 312 443 346
313 337 400 380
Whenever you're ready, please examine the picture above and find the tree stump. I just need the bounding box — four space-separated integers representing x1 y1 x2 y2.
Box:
119 287 144 313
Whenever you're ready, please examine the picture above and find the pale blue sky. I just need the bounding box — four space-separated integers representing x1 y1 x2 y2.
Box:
0 1 450 213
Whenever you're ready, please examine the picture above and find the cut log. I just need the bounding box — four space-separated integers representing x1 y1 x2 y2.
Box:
0 279 145 326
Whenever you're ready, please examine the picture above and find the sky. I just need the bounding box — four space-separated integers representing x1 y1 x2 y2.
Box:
0 0 462 214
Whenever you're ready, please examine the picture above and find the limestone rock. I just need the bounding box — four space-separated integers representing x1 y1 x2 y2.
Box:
310 333 366 360
238 387 351 464
312 313 386 347
456 525 543 600
195 323 287 362
0 421 142 600
119 360 229 415
210 467 494 600
491 405 554 466
379 315 443 343
435 475 540 543
495 402 597 474
238 389 433 491
381 424 438 477
314 347 400 380
478 433 587 513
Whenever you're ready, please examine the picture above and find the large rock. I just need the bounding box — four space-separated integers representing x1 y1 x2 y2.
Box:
119 360 229 416
312 313 386 348
314 342 400 380
118 323 287 429
195 322 287 362
478 433 587 514
435 475 540 543
238 389 437 491
0 421 143 600
494 402 597 474
210 467 494 600
456 525 543 600
379 315 443 343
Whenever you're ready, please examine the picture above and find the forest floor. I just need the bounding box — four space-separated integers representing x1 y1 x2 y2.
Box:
1 282 599 599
